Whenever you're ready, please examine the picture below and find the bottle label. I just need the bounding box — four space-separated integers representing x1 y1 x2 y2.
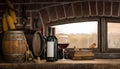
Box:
47 41 54 57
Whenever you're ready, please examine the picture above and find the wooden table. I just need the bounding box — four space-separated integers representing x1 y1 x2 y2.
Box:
0 59 120 69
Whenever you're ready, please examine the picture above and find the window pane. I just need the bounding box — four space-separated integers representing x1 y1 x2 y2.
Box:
52 21 98 48
108 23 120 48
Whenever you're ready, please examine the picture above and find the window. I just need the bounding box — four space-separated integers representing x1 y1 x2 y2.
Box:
45 17 120 58
51 21 98 49
105 18 120 53
107 23 120 48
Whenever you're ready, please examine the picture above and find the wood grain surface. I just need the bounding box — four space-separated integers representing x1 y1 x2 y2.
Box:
0 59 120 69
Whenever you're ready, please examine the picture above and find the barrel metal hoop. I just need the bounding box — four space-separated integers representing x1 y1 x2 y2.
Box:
5 31 24 33
4 34 24 36
3 54 24 55
3 38 25 40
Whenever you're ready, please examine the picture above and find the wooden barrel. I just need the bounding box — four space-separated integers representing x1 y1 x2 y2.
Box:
2 31 27 63
24 29 45 59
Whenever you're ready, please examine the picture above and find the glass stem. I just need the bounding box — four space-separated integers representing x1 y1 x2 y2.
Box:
63 49 65 60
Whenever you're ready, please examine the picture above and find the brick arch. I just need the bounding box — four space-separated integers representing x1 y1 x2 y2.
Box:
39 1 120 25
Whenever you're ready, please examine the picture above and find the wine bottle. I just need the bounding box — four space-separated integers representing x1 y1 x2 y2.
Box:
46 27 58 62
53 28 58 61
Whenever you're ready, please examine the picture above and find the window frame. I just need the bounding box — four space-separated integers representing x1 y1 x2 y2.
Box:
45 17 101 53
104 17 120 53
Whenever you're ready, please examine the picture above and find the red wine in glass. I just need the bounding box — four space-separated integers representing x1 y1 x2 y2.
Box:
58 43 69 49
58 43 69 60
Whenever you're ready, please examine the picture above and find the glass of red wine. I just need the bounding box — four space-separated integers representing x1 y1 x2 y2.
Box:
58 35 69 60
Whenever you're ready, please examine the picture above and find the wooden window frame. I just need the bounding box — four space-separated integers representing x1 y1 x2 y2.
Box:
45 17 120 58
104 17 120 53
94 17 120 59
45 17 101 53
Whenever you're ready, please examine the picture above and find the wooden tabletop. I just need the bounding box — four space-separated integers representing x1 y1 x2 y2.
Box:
0 59 120 69
39 59 120 64
0 59 120 64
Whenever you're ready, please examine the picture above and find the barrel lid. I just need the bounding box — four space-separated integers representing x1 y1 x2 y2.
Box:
32 31 44 58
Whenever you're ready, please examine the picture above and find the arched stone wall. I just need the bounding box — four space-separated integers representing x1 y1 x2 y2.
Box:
39 1 120 25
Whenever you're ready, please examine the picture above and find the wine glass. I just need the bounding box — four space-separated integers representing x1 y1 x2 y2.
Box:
58 35 69 60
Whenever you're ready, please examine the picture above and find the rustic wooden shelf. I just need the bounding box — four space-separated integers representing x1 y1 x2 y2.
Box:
47 59 120 64
0 59 120 69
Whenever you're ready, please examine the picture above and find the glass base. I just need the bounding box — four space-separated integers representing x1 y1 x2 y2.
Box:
62 58 66 61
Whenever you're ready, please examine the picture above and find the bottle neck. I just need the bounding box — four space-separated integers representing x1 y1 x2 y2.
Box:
48 27 55 36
